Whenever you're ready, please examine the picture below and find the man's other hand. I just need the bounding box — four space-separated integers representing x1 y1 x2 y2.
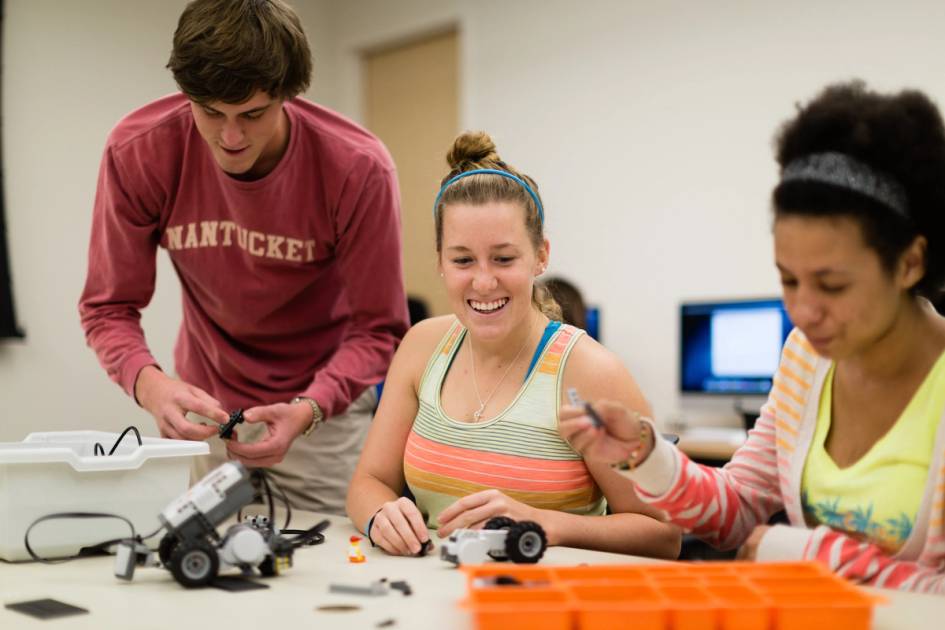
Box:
224 401 312 467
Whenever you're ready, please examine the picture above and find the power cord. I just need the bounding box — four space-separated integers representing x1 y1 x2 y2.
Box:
25 466 326 565
236 469 326 545
25 428 151 563
284 519 330 548
92 426 143 456
238 469 293 531
23 512 164 564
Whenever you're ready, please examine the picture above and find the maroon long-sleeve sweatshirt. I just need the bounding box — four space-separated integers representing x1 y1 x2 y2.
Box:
79 93 409 417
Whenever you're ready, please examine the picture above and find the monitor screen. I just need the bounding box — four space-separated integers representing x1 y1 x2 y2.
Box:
585 306 600 342
680 298 793 395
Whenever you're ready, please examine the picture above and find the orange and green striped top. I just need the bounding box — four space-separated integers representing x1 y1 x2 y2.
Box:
404 320 605 528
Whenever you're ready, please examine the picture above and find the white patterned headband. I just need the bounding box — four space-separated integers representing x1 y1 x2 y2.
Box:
780 152 909 218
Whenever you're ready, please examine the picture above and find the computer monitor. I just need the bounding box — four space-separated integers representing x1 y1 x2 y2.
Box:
584 306 600 342
680 298 793 396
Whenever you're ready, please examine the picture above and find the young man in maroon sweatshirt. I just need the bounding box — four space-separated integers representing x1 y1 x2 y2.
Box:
78 0 409 514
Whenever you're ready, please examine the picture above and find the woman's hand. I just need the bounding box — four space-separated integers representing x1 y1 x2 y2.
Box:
437 489 540 538
735 525 770 561
369 497 432 556
559 399 654 467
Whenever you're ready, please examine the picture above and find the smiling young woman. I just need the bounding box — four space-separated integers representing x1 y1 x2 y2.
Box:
345 131 681 560
560 82 945 594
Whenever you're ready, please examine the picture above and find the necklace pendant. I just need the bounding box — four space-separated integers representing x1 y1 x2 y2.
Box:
473 405 485 422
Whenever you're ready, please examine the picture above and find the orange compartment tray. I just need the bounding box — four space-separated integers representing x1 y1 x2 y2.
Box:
460 561 882 630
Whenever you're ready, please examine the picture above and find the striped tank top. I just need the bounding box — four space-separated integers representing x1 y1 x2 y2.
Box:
404 319 606 529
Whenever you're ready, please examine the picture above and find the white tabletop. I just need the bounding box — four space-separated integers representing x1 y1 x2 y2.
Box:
0 511 942 629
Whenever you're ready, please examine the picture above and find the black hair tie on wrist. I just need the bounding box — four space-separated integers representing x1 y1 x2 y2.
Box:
366 508 383 548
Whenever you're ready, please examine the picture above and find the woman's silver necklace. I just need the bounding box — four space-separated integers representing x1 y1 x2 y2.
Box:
468 322 534 422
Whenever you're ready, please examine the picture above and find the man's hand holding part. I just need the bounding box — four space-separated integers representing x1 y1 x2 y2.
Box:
134 366 228 440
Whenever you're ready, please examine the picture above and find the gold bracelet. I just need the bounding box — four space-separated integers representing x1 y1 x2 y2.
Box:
612 414 651 472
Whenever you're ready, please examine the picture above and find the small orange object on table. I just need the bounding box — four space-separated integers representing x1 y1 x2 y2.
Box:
347 535 366 563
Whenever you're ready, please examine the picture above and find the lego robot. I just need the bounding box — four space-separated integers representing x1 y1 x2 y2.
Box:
115 462 295 587
440 517 547 566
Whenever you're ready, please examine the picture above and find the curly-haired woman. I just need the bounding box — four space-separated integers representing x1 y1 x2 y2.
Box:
562 81 945 593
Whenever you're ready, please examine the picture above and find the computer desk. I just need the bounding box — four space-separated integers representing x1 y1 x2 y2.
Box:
677 426 748 463
0 511 941 629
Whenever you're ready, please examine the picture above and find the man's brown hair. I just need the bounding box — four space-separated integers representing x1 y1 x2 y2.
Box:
167 0 312 104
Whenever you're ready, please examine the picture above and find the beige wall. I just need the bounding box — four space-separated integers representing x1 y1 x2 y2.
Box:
3 0 945 442
364 31 458 317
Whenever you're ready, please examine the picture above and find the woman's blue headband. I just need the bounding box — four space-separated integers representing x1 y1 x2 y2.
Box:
432 168 545 224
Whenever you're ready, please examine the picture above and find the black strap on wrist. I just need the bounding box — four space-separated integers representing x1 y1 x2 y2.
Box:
365 507 383 548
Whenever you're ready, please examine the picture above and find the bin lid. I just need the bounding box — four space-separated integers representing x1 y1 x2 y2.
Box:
0 431 209 471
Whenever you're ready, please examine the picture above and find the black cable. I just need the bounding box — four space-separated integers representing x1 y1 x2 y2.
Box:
77 521 167 558
265 471 293 530
283 519 330 548
24 512 137 564
139 523 166 541
92 425 143 457
238 469 292 531
107 426 142 455
238 469 274 525
259 470 275 525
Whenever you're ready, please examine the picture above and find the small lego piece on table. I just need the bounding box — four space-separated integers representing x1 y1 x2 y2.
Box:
348 535 366 563
329 580 387 596
315 604 362 613
494 575 521 586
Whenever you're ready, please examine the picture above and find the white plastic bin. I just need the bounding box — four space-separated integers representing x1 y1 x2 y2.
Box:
0 431 209 561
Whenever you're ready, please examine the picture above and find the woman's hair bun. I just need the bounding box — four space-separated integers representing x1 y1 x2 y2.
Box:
447 130 499 170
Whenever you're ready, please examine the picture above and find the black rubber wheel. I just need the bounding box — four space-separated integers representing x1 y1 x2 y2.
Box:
169 540 219 588
484 516 516 530
485 517 517 560
504 521 547 564
158 533 178 566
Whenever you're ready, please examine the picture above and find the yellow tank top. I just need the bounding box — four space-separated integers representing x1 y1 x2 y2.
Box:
801 350 945 553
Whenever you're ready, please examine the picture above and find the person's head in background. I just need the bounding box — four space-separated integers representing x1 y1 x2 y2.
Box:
771 81 945 359
167 0 312 179
434 131 561 344
543 277 587 330
407 296 431 326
